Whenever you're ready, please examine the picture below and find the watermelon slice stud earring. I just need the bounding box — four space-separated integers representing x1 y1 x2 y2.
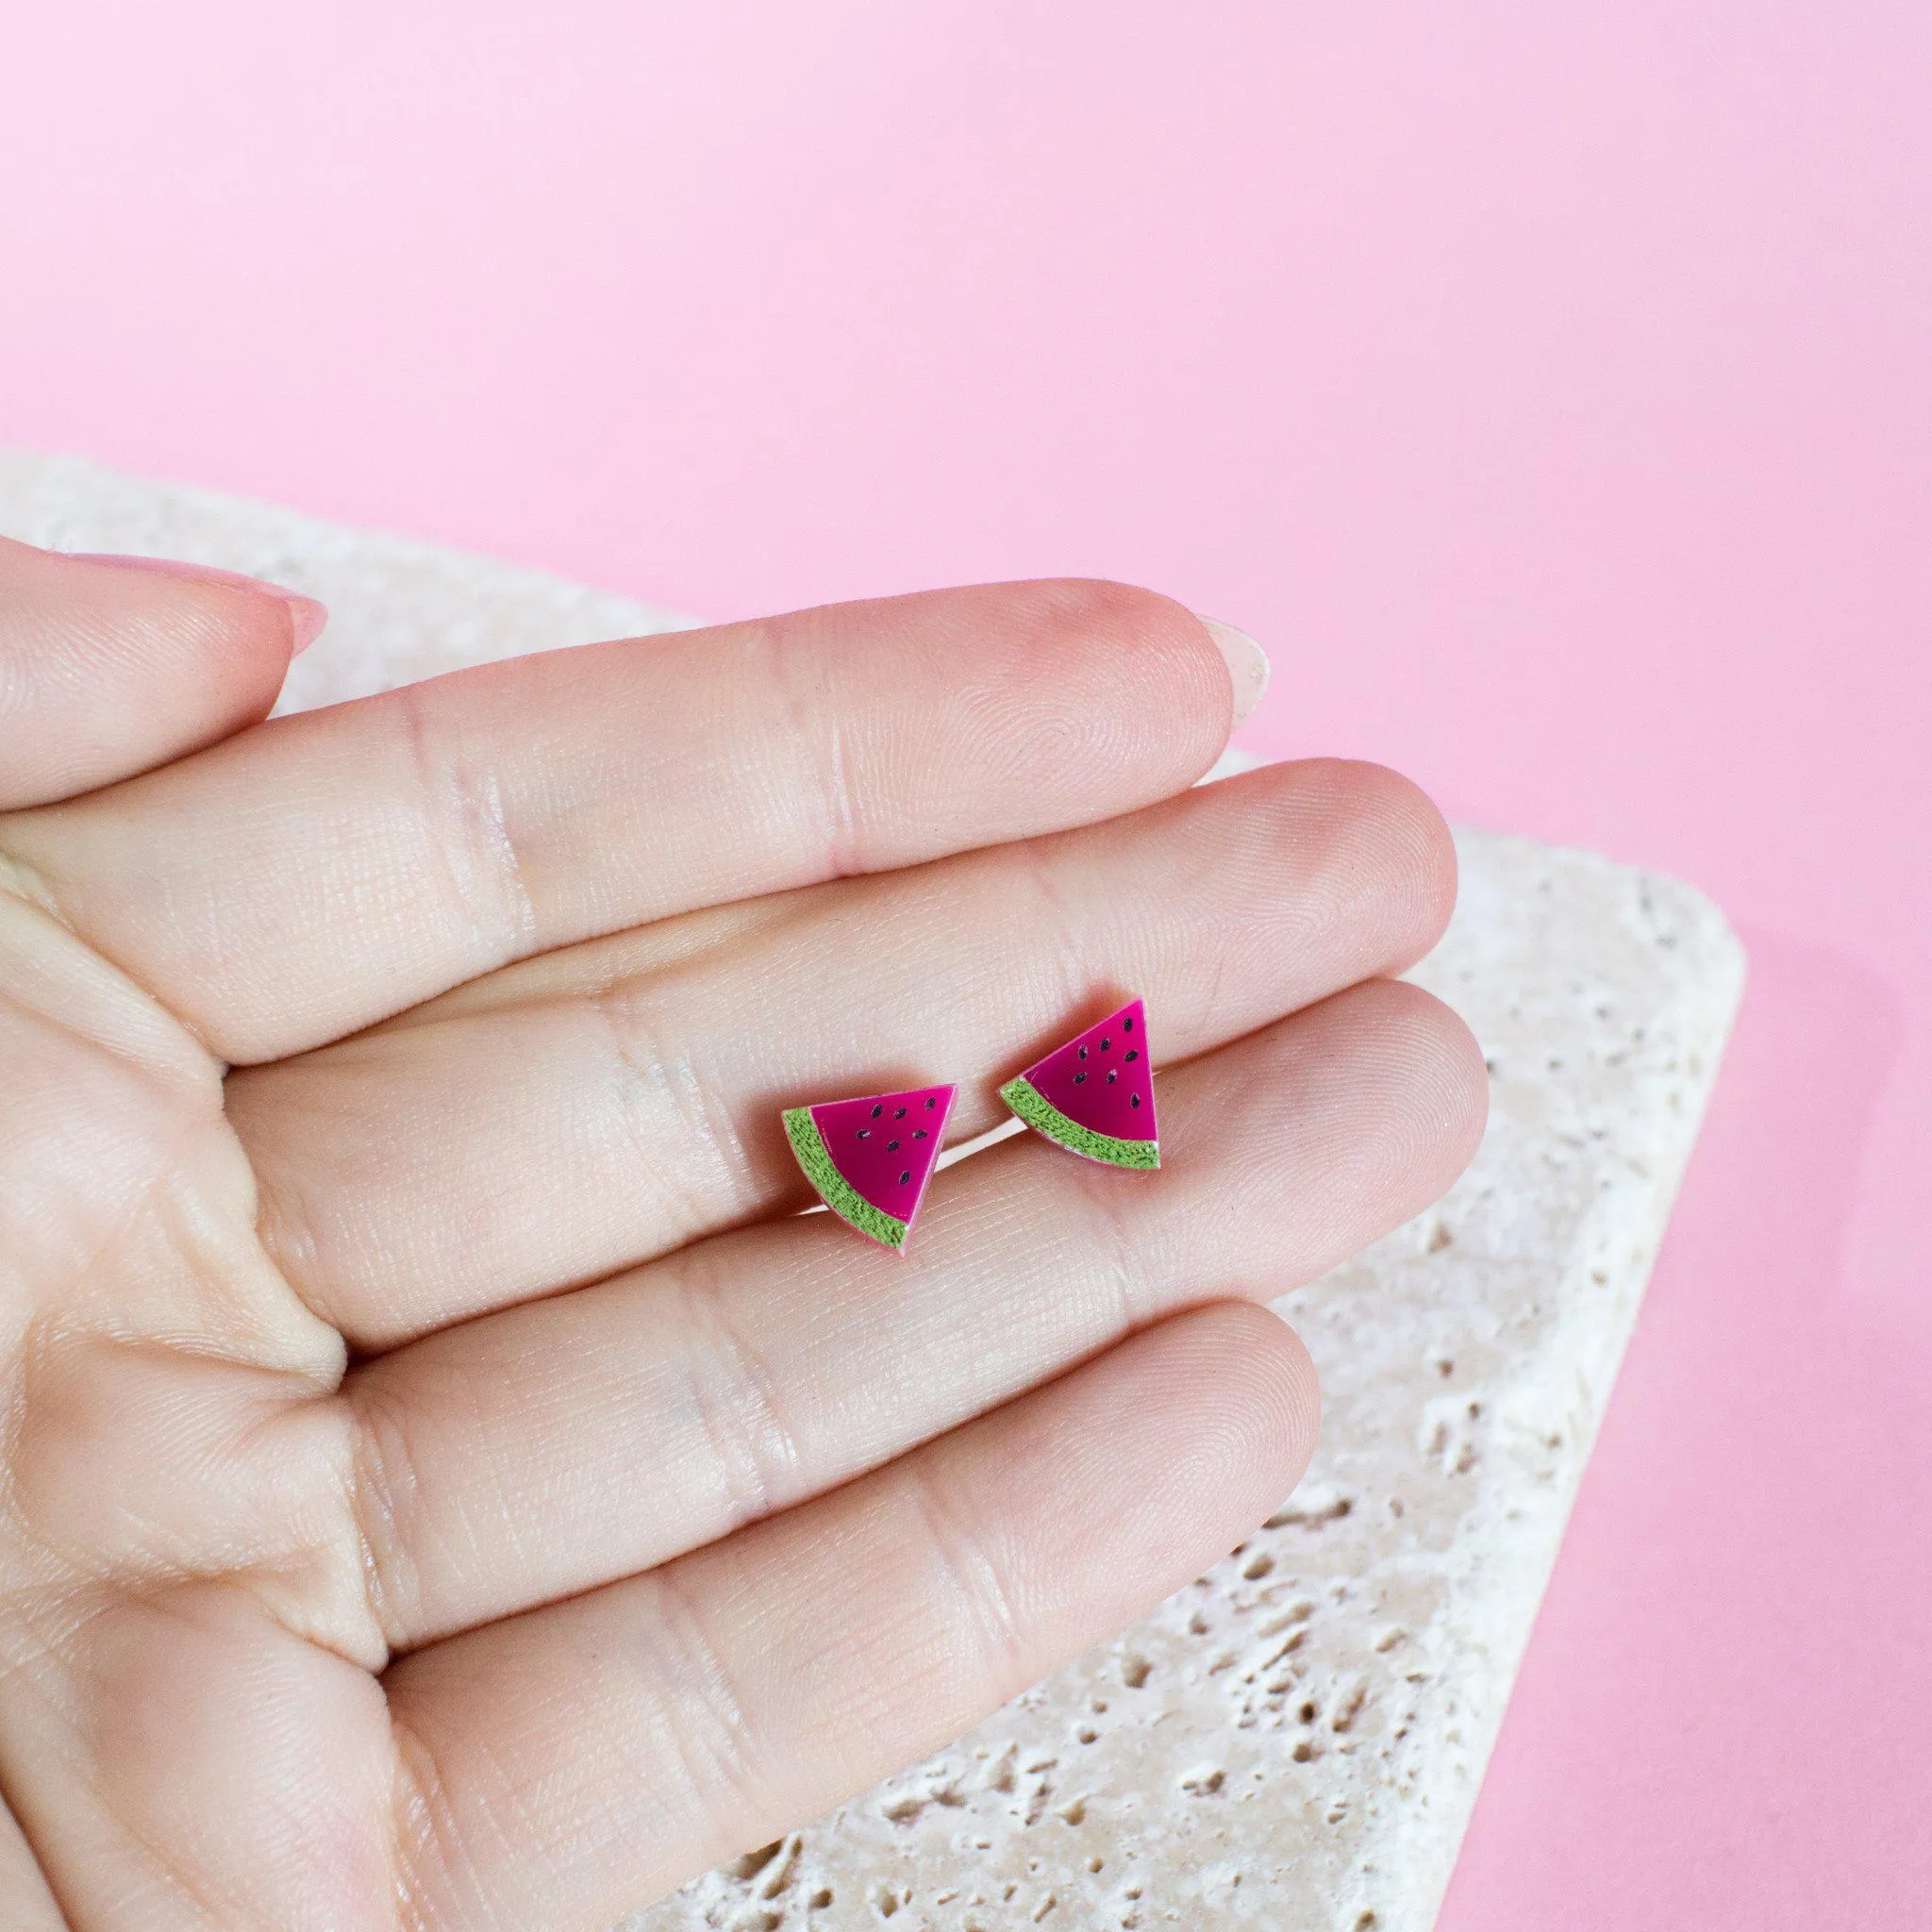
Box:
999 997 1159 1169
783 1084 957 1251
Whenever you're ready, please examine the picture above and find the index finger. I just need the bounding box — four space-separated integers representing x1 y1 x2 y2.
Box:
0 582 1253 1062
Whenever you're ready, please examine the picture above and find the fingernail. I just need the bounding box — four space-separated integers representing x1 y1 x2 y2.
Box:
1196 616 1270 724
68 552 328 656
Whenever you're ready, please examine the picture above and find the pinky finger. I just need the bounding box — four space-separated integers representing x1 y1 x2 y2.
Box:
0 540 323 808
384 1301 1319 1931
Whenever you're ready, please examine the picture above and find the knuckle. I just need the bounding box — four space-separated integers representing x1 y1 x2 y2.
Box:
673 1261 802 1532
591 988 749 1248
903 1460 1025 1674
341 1370 431 1652
391 682 538 965
648 1567 768 1824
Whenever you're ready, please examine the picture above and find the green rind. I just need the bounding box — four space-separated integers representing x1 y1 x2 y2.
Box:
999 1075 1160 1170
783 1108 910 1250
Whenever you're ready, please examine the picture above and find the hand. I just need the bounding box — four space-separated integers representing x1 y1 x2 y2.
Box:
0 542 1485 1929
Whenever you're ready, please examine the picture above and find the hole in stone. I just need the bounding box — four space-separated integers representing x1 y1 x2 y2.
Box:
728 1840 784 1880
811 1889 834 1909
1123 1655 1152 1688
1242 1552 1274 1579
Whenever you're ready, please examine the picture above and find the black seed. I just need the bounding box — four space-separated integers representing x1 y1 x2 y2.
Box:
899 1171 910 1186
888 1139 900 1151
1130 1092 1141 1108
1100 1037 1110 1051
1108 1070 1119 1083
871 1104 883 1118
894 1107 907 1119
1073 1071 1087 1084
925 1096 937 1108
1078 1044 1088 1059
857 1128 870 1140
913 1128 927 1140
1124 1049 1139 1062
1124 1015 1134 1031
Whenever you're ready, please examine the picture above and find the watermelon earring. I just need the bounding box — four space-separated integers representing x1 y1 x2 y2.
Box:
999 998 1159 1169
783 1084 957 1251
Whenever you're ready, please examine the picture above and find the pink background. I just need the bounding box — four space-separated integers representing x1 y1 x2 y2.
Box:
3 4 1927 1921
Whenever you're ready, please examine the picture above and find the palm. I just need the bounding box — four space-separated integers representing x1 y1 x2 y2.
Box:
0 544 1483 1929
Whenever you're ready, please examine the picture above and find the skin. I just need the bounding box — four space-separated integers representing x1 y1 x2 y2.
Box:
0 541 1488 1930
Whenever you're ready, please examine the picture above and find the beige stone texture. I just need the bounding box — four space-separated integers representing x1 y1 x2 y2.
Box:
0 454 1745 1932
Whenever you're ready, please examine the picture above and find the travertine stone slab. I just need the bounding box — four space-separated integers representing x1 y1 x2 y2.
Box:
0 454 1745 1932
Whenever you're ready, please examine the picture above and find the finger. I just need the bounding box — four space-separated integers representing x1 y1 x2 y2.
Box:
384 1299 1318 1931
345 977 1484 1649
0 582 1241 1062
232 759 1456 1348
0 540 322 809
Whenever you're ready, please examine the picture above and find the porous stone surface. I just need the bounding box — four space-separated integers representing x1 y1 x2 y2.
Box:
0 454 1746 1932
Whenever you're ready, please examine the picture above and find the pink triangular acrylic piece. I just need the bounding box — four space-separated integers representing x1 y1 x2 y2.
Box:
999 997 1159 1168
783 1084 957 1250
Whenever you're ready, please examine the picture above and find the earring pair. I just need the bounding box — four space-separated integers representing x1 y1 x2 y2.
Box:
782 998 1158 1253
